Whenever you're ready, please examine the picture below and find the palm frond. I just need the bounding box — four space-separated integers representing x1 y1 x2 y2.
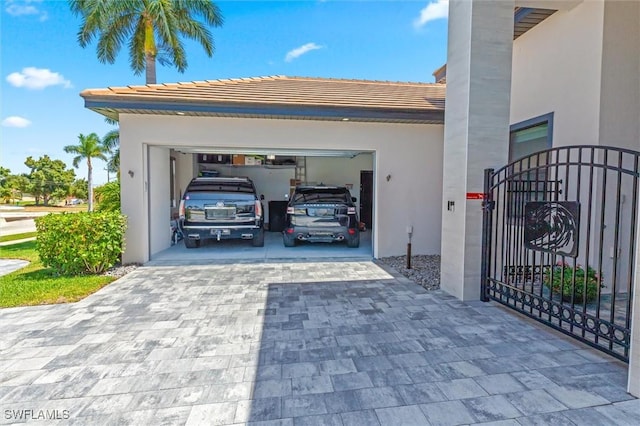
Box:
102 129 120 150
70 0 224 82
129 14 148 74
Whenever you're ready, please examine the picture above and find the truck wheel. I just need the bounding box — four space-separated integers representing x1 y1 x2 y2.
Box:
252 229 265 247
185 238 200 249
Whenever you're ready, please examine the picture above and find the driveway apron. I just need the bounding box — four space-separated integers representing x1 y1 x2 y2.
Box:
0 261 637 425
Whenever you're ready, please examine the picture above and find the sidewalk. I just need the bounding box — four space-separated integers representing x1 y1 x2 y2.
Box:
0 258 29 276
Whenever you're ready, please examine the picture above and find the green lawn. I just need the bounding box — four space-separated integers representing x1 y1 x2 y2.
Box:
0 241 115 308
0 232 37 243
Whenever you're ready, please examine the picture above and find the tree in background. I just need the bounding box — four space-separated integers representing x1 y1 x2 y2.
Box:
0 167 9 202
1 174 31 204
64 133 108 212
102 126 120 179
70 0 224 84
70 178 89 201
24 156 76 206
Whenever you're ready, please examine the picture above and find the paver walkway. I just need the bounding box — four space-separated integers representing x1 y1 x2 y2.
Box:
0 261 638 425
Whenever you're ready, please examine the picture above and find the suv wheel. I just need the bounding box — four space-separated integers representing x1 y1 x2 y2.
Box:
184 238 200 249
252 229 265 247
346 234 360 248
283 233 297 247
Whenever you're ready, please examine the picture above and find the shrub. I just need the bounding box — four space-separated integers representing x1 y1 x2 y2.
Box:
94 180 121 212
36 212 126 275
543 262 602 303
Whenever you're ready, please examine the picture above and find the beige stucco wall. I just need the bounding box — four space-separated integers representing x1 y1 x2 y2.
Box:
510 0 604 146
512 0 639 148
119 115 443 263
599 0 640 151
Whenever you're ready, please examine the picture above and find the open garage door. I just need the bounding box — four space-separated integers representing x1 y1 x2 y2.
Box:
149 146 375 264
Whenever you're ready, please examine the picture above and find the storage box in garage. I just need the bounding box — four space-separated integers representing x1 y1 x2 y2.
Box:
232 154 245 165
245 156 256 166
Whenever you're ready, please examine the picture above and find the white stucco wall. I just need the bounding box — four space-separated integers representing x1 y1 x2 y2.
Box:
510 0 605 146
512 0 639 149
510 0 640 295
119 115 443 263
599 0 640 151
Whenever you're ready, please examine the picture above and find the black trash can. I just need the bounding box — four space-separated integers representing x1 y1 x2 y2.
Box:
268 201 288 232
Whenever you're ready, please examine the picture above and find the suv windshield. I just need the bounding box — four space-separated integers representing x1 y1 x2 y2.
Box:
292 188 350 203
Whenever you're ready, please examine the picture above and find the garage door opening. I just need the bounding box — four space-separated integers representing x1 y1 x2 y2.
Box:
150 147 375 263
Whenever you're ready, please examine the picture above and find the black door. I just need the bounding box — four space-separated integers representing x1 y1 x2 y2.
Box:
360 170 373 229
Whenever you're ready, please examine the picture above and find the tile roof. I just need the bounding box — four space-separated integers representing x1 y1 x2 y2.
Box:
81 75 446 124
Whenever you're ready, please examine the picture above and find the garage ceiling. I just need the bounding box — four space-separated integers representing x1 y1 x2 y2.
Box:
173 147 369 158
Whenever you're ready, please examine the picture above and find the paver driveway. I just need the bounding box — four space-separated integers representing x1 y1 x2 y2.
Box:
1 261 638 425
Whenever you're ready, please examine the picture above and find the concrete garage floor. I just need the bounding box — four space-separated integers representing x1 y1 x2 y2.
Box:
149 231 373 265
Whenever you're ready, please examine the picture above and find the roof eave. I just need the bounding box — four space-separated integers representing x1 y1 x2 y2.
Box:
84 98 445 124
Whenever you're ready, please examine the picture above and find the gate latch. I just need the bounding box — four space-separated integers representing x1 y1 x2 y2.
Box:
482 200 495 211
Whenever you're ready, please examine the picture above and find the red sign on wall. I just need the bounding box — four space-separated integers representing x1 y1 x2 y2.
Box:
466 192 486 200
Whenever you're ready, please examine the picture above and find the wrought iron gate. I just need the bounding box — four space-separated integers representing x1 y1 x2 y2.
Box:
481 146 639 362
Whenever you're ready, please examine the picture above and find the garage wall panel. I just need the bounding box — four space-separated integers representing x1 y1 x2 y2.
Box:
122 115 444 259
306 154 374 213
206 164 294 223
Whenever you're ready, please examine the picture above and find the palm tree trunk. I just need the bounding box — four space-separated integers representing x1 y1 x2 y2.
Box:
87 159 93 212
146 53 156 84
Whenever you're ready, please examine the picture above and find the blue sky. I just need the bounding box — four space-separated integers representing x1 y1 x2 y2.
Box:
1 0 448 185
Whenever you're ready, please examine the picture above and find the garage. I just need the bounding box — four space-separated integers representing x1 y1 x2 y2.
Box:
152 148 375 262
81 76 445 264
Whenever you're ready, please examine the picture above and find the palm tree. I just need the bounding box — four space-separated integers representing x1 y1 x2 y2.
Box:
69 0 224 84
102 127 120 178
64 133 109 212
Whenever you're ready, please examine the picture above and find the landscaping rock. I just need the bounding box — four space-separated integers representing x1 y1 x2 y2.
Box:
378 255 441 291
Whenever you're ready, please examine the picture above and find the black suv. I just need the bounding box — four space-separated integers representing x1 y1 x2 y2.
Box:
179 177 264 248
283 186 360 248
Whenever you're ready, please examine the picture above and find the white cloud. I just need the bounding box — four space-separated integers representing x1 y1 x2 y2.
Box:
6 67 72 90
285 43 323 62
414 0 449 28
2 116 32 128
5 0 48 21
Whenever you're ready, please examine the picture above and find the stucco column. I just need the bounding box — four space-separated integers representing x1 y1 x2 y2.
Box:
440 0 514 301
119 116 149 264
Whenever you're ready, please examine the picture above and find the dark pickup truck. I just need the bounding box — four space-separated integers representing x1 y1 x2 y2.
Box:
179 177 264 248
